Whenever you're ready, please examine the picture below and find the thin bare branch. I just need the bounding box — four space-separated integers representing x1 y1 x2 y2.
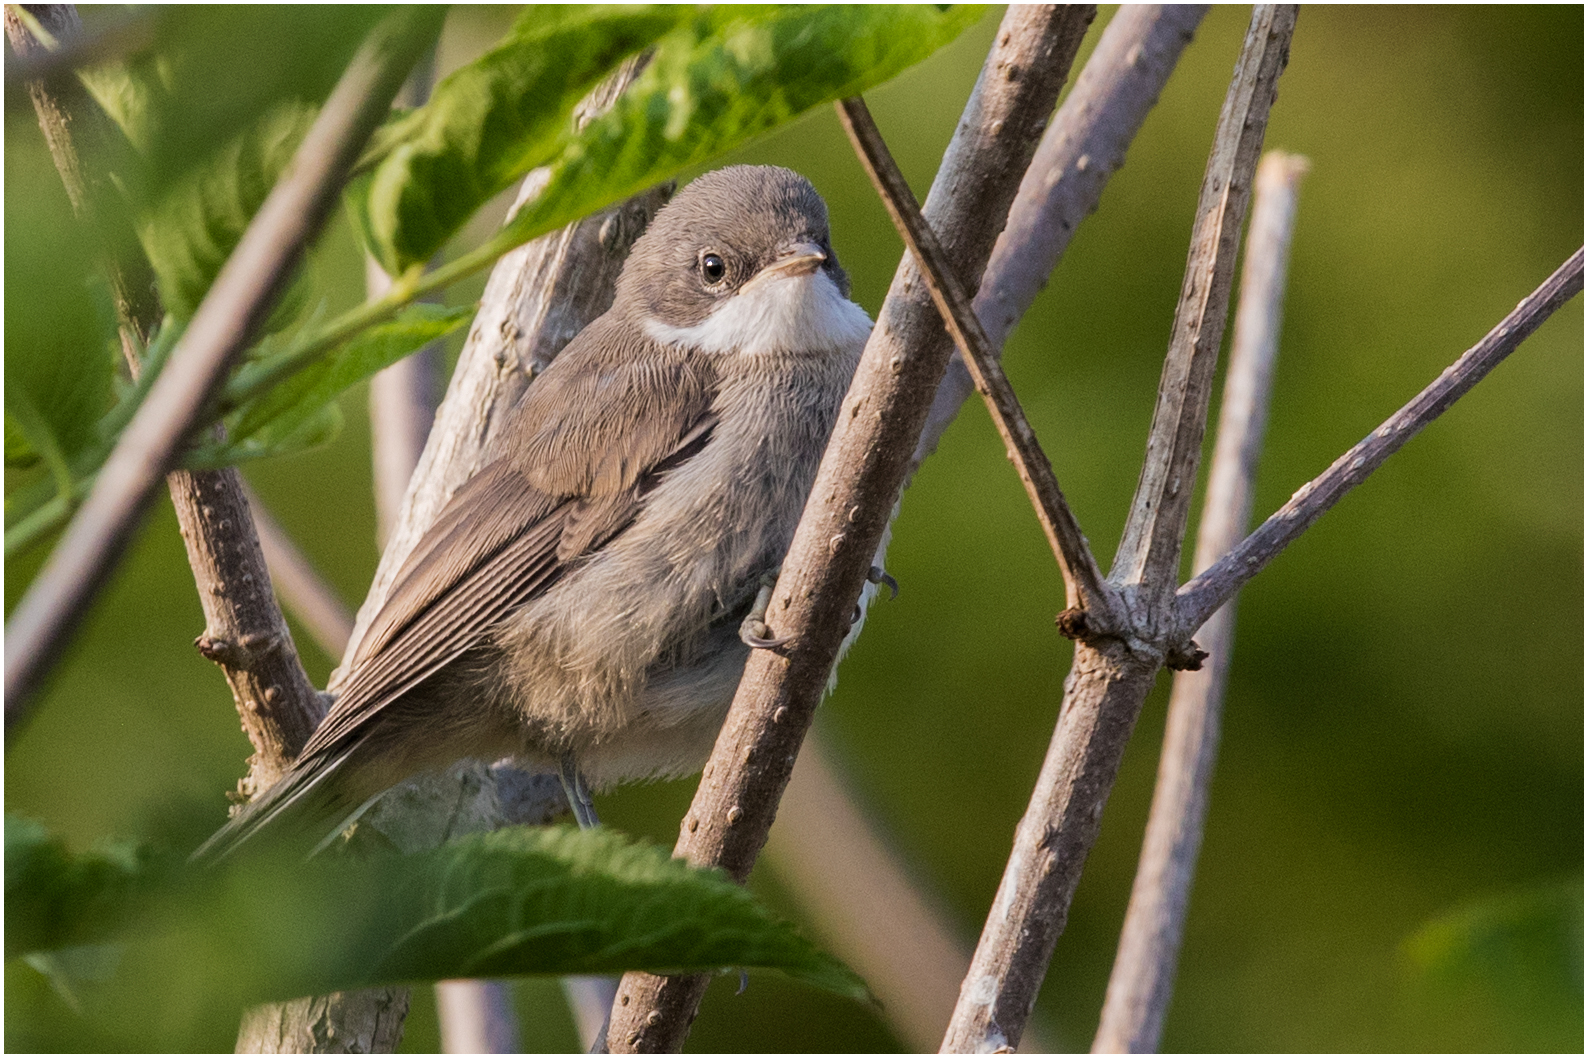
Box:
910 1 1206 501
367 254 442 551
764 736 1060 1053
1110 6 1296 627
835 94 1122 628
436 981 519 1054
942 11 1296 1051
1094 151 1308 1054
1175 245 1585 637
605 7 1097 1051
4 6 442 728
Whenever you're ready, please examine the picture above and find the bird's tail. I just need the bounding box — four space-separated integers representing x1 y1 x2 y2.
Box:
189 743 366 864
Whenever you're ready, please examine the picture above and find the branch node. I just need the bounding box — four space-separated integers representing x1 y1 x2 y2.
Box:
1055 608 1089 640
1164 641 1208 672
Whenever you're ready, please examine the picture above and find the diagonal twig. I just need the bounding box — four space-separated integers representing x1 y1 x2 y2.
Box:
4 6 443 729
604 6 1098 1052
1110 5 1296 630
942 9 1297 1051
1174 245 1585 638
835 95 1124 630
1094 150 1308 1054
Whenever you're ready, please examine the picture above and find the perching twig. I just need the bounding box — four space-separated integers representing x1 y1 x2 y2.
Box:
1110 5 1296 627
604 7 1097 1051
4 6 442 730
1173 245 1585 638
1094 151 1308 1054
942 9 1296 1051
835 94 1123 631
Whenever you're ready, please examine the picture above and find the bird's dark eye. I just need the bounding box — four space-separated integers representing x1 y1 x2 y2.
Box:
700 252 726 284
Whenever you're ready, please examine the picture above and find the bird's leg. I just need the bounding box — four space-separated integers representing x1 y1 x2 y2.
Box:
739 569 790 649
559 755 600 830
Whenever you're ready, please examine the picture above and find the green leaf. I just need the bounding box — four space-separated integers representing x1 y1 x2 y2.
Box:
359 5 690 273
79 7 394 196
5 817 156 961
361 4 982 276
221 302 471 452
135 103 318 321
6 412 40 469
6 818 866 1048
497 5 984 253
1402 879 1584 1050
369 826 868 1000
3 135 118 468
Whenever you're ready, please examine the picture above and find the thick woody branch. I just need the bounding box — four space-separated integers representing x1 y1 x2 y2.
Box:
1110 5 1295 627
1094 151 1308 1054
942 11 1296 1051
835 95 1122 628
1174 245 1585 637
605 6 1097 1052
4 6 441 728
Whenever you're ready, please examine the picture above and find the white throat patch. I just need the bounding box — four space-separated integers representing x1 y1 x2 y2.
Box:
643 270 872 356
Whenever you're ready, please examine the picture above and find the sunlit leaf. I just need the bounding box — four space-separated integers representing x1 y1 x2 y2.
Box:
5 816 867 1050
358 5 689 273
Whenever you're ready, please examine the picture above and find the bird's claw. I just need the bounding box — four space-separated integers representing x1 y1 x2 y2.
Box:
867 565 899 600
739 570 789 649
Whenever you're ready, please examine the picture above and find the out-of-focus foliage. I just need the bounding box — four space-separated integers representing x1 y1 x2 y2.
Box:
6 816 864 1051
1402 880 1583 1051
5 5 1581 1053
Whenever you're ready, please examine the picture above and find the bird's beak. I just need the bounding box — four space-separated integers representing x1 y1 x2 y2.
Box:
740 241 826 294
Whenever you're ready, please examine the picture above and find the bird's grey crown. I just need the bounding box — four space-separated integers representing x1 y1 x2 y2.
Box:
615 165 851 328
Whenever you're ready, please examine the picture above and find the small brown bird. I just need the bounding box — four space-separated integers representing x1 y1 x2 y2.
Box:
198 165 873 858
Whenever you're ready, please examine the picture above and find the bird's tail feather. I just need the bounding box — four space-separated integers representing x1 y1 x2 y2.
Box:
189 743 363 864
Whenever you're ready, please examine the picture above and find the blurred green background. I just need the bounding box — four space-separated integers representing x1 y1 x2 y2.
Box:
6 5 1582 1052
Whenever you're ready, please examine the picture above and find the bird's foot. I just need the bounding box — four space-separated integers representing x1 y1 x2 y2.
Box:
739 569 790 649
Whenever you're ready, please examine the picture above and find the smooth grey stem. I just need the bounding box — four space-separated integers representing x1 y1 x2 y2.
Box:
835 94 1122 629
437 980 521 1054
366 257 441 551
2 6 156 90
1093 151 1308 1054
942 10 1296 1052
366 56 442 552
246 486 355 659
4 6 440 729
606 7 1097 1052
562 976 619 1052
1174 245 1585 637
1109 6 1296 627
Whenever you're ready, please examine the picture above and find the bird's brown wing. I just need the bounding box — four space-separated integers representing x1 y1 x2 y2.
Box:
295 330 717 763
